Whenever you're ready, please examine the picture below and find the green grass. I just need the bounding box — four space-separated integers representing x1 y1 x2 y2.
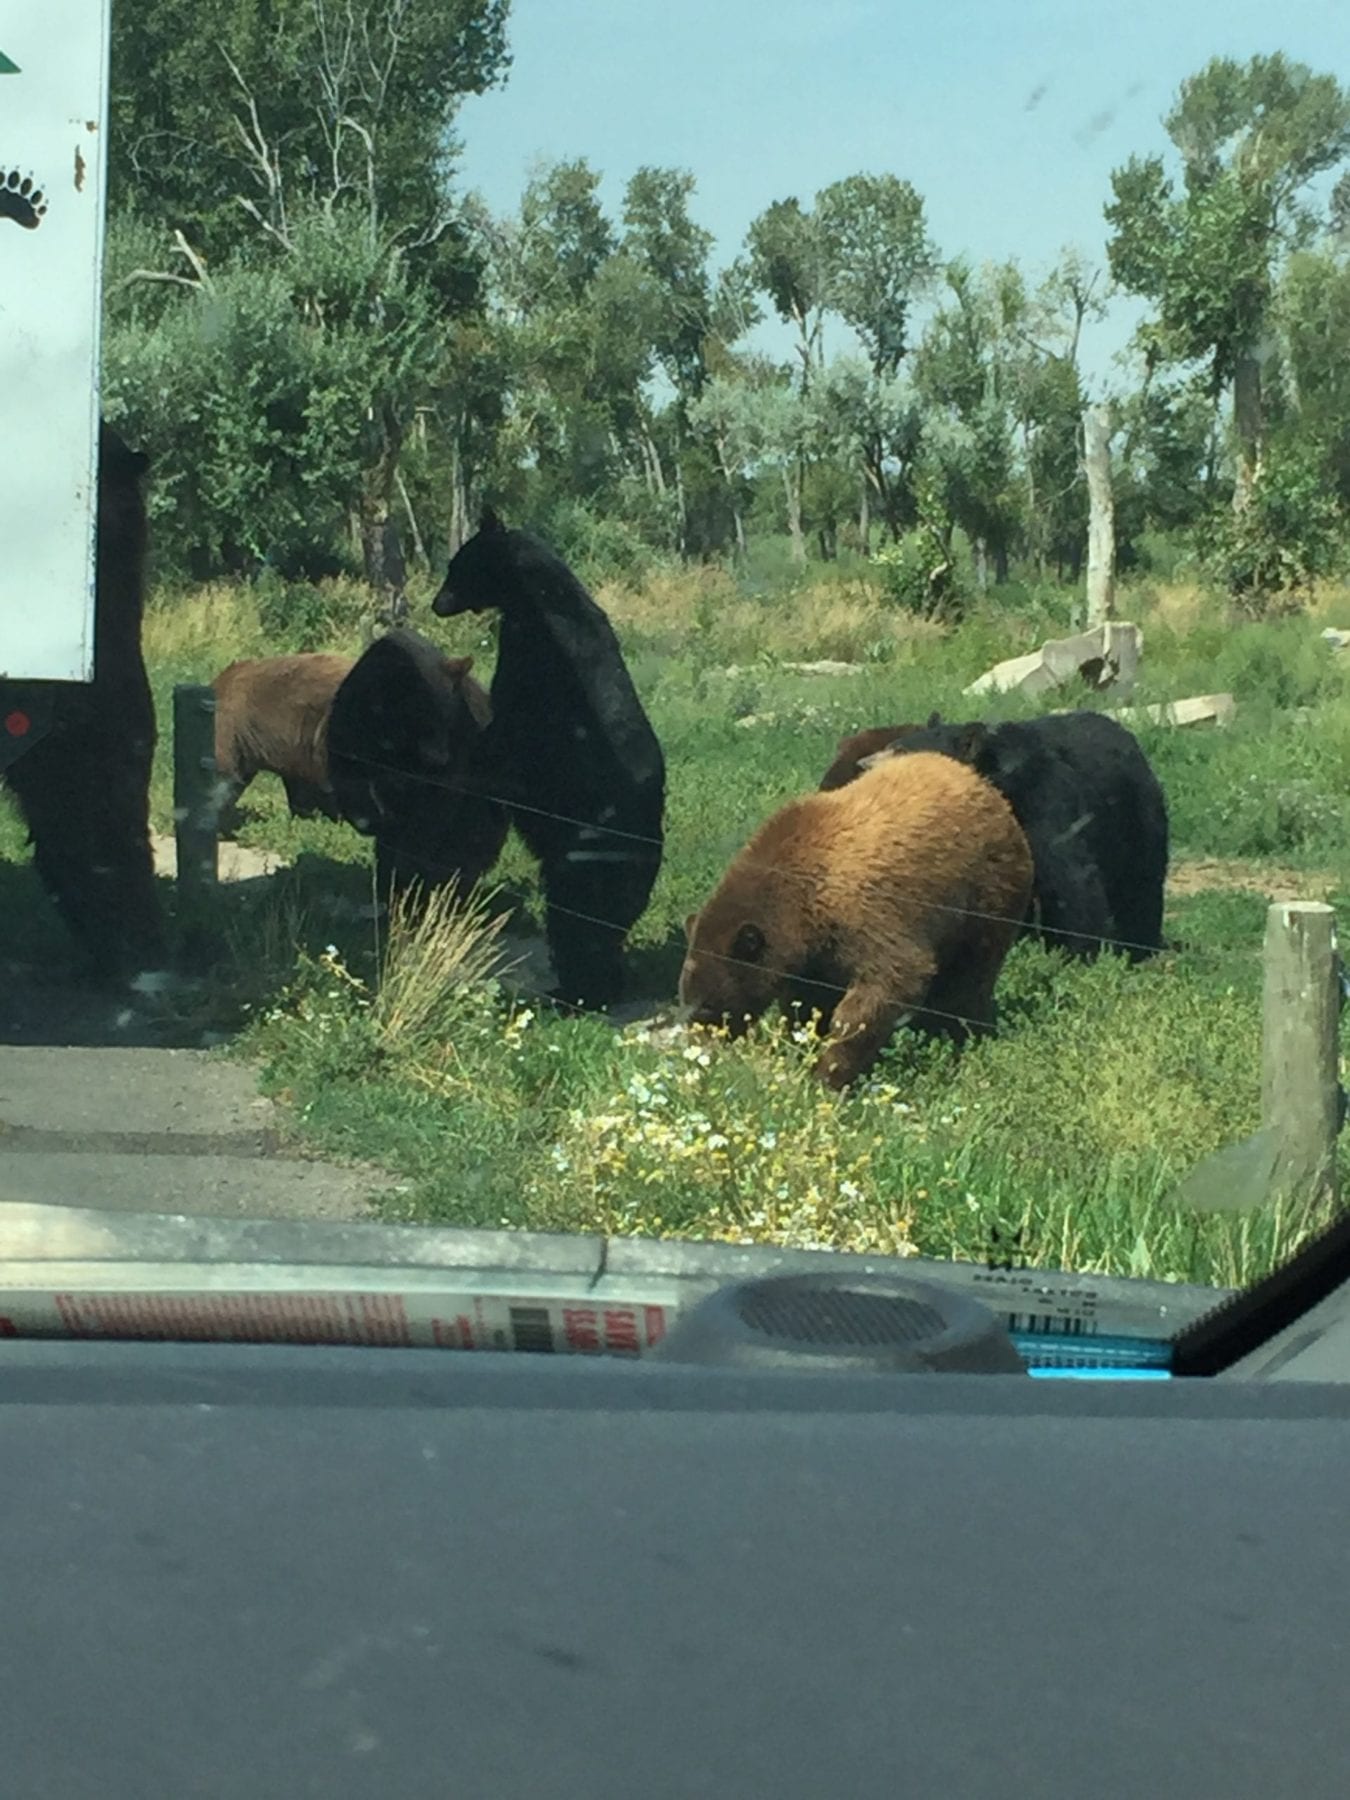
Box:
5 568 1349 1288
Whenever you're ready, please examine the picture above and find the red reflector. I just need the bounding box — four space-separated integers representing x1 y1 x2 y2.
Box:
4 710 31 738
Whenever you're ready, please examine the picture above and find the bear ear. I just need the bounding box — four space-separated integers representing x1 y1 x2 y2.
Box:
478 505 505 536
441 655 474 678
730 922 766 965
683 910 699 943
926 710 942 729
954 722 991 765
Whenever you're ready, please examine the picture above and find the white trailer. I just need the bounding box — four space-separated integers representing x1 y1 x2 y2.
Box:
0 0 112 766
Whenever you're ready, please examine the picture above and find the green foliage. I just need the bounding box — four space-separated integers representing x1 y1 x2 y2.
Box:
1199 436 1345 611
104 204 446 581
541 498 663 590
815 173 936 376
871 527 959 618
1106 53 1350 517
108 0 510 257
745 197 828 373
100 17 1350 602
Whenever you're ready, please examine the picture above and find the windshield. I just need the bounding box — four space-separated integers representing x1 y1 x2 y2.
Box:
1 0 1347 1360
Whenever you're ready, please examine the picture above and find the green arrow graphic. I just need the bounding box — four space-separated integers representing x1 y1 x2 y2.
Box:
0 54 20 74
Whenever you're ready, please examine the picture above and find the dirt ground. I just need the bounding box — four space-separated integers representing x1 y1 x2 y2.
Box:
1166 858 1338 903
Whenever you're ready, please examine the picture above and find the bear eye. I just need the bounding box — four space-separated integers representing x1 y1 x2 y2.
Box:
731 922 766 964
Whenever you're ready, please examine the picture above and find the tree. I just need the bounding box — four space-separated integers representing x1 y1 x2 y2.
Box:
474 161 666 531
104 203 447 586
912 261 1022 583
510 158 617 313
622 167 714 399
104 0 509 589
1082 405 1116 624
1106 54 1350 512
689 366 814 561
109 0 510 259
746 198 830 388
814 358 923 549
1277 246 1350 503
815 173 936 378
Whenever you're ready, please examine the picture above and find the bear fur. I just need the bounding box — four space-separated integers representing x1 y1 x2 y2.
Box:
4 422 167 982
820 710 1170 962
818 725 917 792
432 507 666 1011
679 750 1034 1090
211 652 354 833
325 627 506 905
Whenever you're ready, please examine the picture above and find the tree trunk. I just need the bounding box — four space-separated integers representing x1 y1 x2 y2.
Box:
1083 403 1116 627
973 535 989 592
1232 351 1264 514
394 468 426 570
783 464 806 562
994 539 1010 586
714 431 746 558
640 423 667 496
675 457 688 560
447 433 470 558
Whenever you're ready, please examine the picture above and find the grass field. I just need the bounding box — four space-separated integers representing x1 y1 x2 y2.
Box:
4 556 1349 1289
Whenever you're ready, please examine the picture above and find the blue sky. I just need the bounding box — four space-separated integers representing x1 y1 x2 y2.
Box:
454 0 1350 394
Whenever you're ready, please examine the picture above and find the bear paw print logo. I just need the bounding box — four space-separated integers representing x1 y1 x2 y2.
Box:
0 170 47 230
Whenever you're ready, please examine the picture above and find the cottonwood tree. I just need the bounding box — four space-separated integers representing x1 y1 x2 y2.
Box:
1106 53 1350 513
106 0 509 588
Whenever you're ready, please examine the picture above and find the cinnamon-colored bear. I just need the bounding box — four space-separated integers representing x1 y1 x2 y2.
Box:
679 751 1034 1089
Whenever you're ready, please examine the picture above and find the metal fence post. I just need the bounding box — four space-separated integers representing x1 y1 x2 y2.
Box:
173 683 218 905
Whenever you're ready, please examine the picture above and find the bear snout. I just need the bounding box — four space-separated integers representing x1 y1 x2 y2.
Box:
677 976 751 1038
430 583 460 617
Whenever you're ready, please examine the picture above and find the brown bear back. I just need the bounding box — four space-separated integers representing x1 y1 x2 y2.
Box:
683 751 1033 1029
213 652 355 786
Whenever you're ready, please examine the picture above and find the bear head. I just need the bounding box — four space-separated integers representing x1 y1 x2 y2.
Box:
858 715 994 778
679 908 782 1037
817 717 935 791
432 506 511 618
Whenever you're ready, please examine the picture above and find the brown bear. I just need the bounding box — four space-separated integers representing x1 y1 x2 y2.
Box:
818 724 915 791
3 422 168 983
210 652 355 833
324 627 506 906
679 750 1034 1090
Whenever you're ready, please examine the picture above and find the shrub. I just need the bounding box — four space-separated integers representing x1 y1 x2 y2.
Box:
1201 439 1345 615
872 528 959 618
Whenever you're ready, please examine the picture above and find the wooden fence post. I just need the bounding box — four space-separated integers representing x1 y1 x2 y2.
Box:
1261 901 1342 1208
173 683 218 903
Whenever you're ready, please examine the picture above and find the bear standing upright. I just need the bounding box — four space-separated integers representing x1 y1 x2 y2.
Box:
680 751 1034 1090
4 423 167 982
432 508 665 1011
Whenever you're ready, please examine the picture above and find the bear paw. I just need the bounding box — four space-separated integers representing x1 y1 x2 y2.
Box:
0 169 46 230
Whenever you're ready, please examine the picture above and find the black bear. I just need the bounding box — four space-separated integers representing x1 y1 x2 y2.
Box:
432 508 666 1011
857 710 1170 963
3 423 167 983
325 627 507 906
